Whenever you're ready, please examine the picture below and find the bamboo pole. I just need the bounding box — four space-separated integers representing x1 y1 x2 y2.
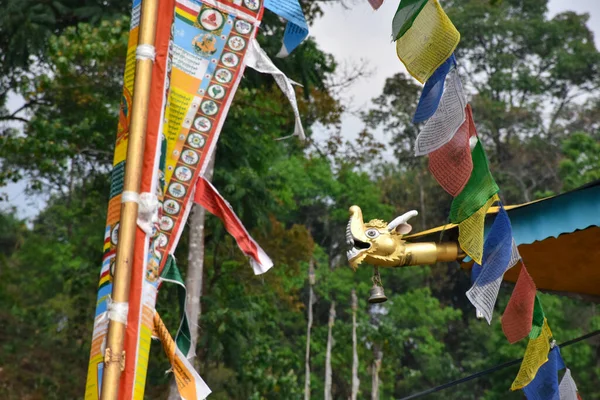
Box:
351 289 359 400
324 301 336 400
100 0 159 398
304 259 315 400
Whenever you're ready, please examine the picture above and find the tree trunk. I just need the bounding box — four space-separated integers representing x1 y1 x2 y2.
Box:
304 259 315 400
167 155 215 400
351 289 359 400
371 346 382 400
324 301 336 400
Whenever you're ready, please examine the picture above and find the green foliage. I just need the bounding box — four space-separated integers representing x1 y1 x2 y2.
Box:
559 132 600 190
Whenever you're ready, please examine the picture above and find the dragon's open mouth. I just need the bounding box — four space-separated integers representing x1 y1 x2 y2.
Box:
346 217 370 263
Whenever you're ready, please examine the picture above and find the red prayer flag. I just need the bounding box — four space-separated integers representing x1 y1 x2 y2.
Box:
428 104 475 196
194 177 273 274
368 0 384 10
501 263 537 344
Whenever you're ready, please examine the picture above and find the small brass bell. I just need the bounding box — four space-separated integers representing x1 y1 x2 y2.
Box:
368 284 388 304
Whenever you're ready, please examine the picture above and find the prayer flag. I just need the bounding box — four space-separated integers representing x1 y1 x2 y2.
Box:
559 369 579 400
530 296 546 339
523 346 565 400
458 194 498 266
512 318 553 391
194 177 273 274
502 263 537 344
428 103 474 196
395 0 460 83
392 0 428 40
368 0 385 10
153 312 211 400
466 205 520 322
264 0 309 57
413 54 456 123
450 140 499 223
414 69 466 156
245 38 304 139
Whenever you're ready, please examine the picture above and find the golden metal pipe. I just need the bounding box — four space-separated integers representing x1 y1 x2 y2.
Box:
399 242 464 267
100 0 159 398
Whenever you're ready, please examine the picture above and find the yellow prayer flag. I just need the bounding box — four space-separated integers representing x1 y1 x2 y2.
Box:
511 318 553 391
458 194 499 264
395 0 460 84
153 312 212 399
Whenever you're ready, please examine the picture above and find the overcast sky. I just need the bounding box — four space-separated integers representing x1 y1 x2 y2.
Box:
2 0 600 219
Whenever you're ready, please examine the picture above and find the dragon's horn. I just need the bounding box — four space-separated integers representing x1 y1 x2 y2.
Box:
387 210 418 232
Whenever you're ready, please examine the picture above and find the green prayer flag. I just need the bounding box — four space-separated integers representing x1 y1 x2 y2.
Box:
161 255 193 357
392 0 428 41
449 141 499 223
529 295 545 339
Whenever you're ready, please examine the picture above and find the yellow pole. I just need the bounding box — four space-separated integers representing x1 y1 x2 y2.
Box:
100 0 159 398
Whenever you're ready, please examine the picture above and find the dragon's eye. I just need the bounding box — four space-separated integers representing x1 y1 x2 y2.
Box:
365 229 380 239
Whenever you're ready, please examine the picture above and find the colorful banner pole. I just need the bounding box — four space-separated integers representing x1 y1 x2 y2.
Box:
99 0 160 399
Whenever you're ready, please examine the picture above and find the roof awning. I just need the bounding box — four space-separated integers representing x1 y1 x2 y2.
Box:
406 180 600 299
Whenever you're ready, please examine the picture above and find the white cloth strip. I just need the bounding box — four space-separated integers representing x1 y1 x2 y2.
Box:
108 301 129 324
121 191 140 203
97 296 129 325
245 38 306 141
137 192 159 235
136 44 156 61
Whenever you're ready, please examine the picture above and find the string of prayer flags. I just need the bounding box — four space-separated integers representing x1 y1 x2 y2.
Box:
449 140 499 223
502 263 537 344
466 205 521 323
397 5 579 399
368 0 385 10
523 346 565 400
194 176 273 274
530 296 546 339
414 69 466 156
391 0 428 40
559 369 580 400
512 318 553 391
428 104 474 196
395 0 460 83
264 0 309 57
245 38 305 140
458 194 498 265
413 54 456 123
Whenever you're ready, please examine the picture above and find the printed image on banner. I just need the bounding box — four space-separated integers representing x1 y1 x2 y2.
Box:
84 1 142 398
153 0 264 276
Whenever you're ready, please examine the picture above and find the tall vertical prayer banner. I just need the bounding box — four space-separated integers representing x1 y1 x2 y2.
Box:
85 1 144 397
86 0 266 399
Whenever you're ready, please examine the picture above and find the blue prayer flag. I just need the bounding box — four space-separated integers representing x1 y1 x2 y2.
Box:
523 346 565 400
264 0 309 57
413 54 456 123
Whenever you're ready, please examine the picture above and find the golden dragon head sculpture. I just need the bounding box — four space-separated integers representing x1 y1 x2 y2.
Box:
346 206 418 269
346 205 463 270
